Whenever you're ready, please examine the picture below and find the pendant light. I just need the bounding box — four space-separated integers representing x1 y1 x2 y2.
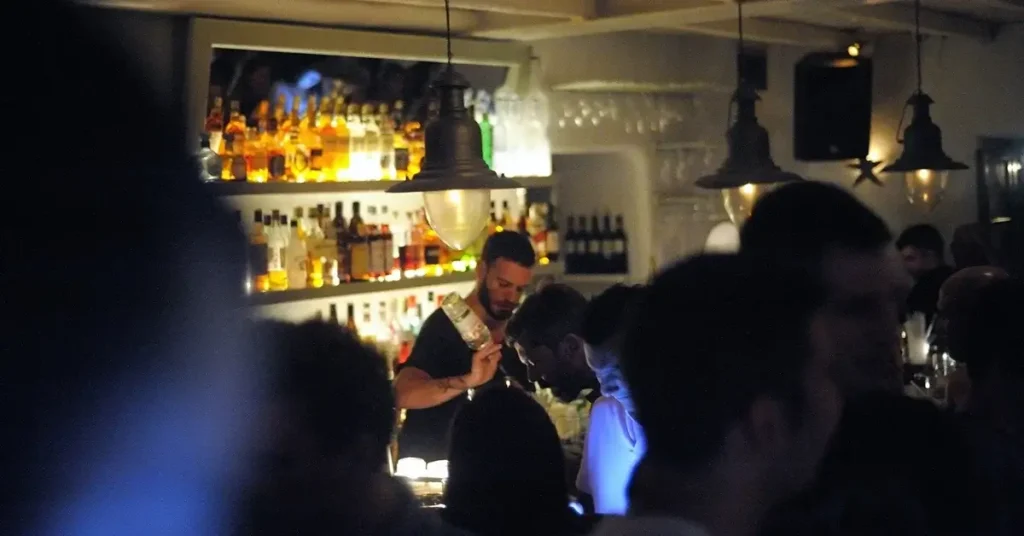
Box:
882 0 967 211
696 0 803 226
387 0 522 250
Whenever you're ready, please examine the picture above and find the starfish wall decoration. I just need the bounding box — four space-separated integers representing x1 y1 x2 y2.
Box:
849 157 883 187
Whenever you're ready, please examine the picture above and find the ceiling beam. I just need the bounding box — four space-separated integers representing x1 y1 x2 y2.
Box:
84 0 485 32
815 3 998 40
357 0 596 19
671 18 850 47
471 0 879 41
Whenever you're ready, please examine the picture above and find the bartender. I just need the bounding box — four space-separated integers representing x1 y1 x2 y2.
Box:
394 231 537 462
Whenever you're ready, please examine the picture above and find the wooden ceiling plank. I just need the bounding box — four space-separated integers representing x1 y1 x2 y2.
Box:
670 18 850 47
471 0 881 41
358 0 596 19
817 3 998 40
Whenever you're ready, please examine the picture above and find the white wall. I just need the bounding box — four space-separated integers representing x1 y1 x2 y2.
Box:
532 25 1024 265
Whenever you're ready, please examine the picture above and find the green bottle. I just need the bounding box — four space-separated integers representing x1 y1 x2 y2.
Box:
480 112 494 169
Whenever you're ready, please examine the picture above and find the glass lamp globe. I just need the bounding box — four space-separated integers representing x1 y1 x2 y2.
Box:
905 168 949 211
423 189 491 251
722 183 769 226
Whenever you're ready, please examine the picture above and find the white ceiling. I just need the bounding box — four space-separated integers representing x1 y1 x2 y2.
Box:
84 0 1024 46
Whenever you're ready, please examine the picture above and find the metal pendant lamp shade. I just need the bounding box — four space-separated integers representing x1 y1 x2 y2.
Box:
882 0 967 211
882 93 967 174
696 0 802 225
696 86 804 190
386 0 521 250
386 68 522 194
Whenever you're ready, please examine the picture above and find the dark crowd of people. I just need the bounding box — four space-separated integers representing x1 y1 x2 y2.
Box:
6 2 1022 535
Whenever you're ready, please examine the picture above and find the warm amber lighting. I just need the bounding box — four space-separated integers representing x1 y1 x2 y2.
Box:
847 43 861 57
722 183 767 226
904 168 949 211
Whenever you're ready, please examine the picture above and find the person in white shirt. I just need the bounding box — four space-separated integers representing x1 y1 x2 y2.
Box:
592 255 843 536
576 285 646 515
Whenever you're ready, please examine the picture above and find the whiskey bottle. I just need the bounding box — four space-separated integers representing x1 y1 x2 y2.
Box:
348 202 371 280
284 218 307 290
393 101 410 181
379 103 396 181
249 210 270 293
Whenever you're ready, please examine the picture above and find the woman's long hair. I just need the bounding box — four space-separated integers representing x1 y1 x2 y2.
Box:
444 387 571 536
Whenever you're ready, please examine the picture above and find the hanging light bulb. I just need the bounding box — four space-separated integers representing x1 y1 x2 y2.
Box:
882 0 967 211
386 0 521 249
695 0 803 225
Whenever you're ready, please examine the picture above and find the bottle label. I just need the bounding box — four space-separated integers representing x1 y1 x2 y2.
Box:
602 240 615 258
588 240 601 254
231 157 247 181
308 238 340 262
424 245 442 266
614 239 625 254
395 148 410 172
368 240 380 274
293 149 310 173
350 244 370 279
384 238 394 271
269 154 286 178
248 243 268 276
310 148 324 171
565 239 576 255
250 152 268 171
546 231 560 254
268 244 283 271
442 294 491 350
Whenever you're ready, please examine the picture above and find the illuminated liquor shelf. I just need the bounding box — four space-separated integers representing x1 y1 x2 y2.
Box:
248 261 564 306
208 176 557 196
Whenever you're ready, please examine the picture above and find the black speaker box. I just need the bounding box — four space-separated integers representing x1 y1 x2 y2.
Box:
794 53 873 162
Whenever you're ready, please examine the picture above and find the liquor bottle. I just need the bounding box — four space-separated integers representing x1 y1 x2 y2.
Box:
298 95 321 182
268 212 289 291
244 118 267 183
285 218 307 290
196 133 222 181
272 94 287 138
587 215 602 274
332 98 351 181
500 200 514 231
205 95 224 155
526 203 548 260
440 292 491 350
346 303 360 337
612 214 628 274
379 103 396 181
347 104 366 180
381 222 395 275
226 101 247 181
328 303 340 324
306 205 325 288
367 205 381 277
480 111 494 169
563 214 577 273
309 98 325 182
283 99 301 181
333 201 349 282
405 112 424 178
267 115 286 182
600 213 615 275
348 202 370 280
249 210 269 292
546 206 561 263
393 101 410 181
319 96 340 182
319 205 339 286
362 104 382 181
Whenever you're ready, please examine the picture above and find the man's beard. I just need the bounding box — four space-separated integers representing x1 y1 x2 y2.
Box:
479 280 515 321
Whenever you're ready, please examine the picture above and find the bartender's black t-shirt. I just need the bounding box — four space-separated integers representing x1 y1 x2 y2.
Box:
397 309 528 462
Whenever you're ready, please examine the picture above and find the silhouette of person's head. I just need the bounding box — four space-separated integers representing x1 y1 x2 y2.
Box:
444 387 571 536
624 254 840 529
507 283 591 396
4 2 259 534
238 320 400 535
741 181 907 396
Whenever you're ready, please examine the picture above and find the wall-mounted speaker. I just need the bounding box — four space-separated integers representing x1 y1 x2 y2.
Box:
794 53 873 162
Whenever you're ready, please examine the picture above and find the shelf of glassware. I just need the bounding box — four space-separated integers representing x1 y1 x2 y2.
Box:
248 261 563 307
208 176 556 196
